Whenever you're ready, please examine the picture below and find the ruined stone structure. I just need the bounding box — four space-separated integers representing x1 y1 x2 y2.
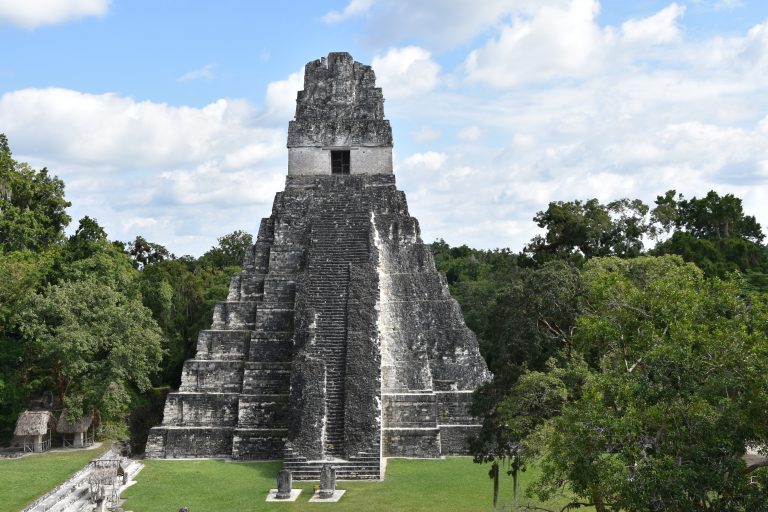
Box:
146 52 491 479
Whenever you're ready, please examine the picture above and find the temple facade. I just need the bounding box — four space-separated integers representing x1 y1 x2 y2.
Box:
146 52 491 480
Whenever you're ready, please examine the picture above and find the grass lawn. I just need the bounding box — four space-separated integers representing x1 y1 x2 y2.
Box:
123 457 584 512
0 444 107 512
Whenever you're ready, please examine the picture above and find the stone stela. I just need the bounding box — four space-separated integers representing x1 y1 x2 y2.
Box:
319 465 336 498
276 469 292 499
145 52 492 481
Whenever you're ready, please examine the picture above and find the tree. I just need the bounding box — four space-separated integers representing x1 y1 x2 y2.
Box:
22 279 164 437
677 191 763 243
468 261 584 506
526 198 654 264
0 250 54 440
128 235 171 269
198 230 254 269
653 190 767 282
0 134 71 252
531 256 768 511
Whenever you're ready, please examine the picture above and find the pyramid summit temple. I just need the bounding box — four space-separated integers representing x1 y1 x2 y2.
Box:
146 52 492 480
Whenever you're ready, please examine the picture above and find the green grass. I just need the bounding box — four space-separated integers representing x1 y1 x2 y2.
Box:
123 457 583 512
0 444 107 512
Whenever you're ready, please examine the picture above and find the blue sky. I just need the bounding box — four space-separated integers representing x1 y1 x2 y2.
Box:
2 0 768 255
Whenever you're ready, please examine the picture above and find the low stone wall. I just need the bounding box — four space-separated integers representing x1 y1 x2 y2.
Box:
382 428 441 457
438 425 481 455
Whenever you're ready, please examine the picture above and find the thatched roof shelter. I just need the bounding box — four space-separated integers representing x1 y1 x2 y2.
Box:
56 410 93 434
14 410 53 436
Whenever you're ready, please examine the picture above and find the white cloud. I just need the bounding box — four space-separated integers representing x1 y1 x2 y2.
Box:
322 0 373 23
345 0 556 49
399 151 448 171
158 164 284 206
372 46 440 98
713 0 744 10
411 126 442 142
178 64 216 82
0 0 110 29
383 12 768 250
262 68 304 122
621 3 686 45
0 88 282 169
465 0 608 88
0 87 288 254
458 126 482 141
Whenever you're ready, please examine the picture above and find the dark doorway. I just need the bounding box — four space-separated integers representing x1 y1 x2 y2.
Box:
331 150 351 174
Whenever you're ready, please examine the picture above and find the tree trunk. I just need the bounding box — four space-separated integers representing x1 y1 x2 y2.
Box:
491 462 499 508
591 486 607 512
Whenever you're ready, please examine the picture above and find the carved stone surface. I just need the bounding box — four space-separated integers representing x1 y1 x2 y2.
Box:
319 465 336 498
288 52 391 148
276 469 292 499
146 53 491 480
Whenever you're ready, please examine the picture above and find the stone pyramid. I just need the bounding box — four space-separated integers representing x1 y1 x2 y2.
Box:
146 52 491 480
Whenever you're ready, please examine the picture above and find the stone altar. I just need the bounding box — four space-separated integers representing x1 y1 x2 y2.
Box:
146 52 491 480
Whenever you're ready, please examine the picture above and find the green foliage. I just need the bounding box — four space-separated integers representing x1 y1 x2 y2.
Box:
58 227 140 295
653 190 768 283
431 239 519 341
21 279 164 434
137 256 238 387
0 134 71 252
128 235 172 269
530 256 768 511
198 230 254 269
128 386 170 454
0 250 54 440
526 198 654 263
675 190 763 243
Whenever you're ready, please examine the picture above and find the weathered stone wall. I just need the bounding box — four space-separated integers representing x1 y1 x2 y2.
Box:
286 352 327 460
287 52 392 177
382 428 441 458
287 147 393 176
343 263 381 458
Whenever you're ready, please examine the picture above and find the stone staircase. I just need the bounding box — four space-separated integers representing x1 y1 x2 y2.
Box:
305 191 372 457
283 447 381 480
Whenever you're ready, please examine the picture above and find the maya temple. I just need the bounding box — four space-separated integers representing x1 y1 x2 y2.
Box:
146 52 492 480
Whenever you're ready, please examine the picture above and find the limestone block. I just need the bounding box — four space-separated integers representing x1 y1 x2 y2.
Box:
162 392 239 426
237 394 289 428
382 428 441 458
227 273 264 302
268 247 306 273
248 332 292 362
180 360 244 393
155 426 234 458
438 425 482 455
232 428 288 460
211 301 257 330
254 307 294 332
195 330 250 360
243 242 271 274
436 392 476 424
379 273 451 301
343 330 381 457
382 393 438 428
262 276 297 304
242 362 291 394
